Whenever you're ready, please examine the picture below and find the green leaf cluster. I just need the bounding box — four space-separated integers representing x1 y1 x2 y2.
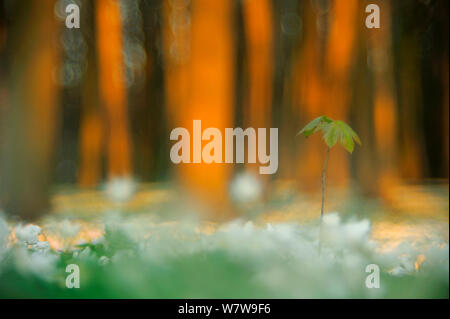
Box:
297 116 361 153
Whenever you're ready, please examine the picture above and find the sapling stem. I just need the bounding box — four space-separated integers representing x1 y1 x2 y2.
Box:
320 147 330 219
298 116 361 255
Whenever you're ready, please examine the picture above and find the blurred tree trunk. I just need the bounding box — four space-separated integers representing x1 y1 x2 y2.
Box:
0 0 60 220
79 0 103 187
443 57 449 178
162 0 190 134
368 0 400 198
163 0 234 219
352 5 378 196
132 0 169 181
0 1 7 169
242 0 273 130
96 0 132 179
242 0 273 177
396 30 424 180
272 0 301 181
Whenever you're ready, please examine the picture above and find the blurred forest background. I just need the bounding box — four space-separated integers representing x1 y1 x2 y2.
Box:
0 0 448 220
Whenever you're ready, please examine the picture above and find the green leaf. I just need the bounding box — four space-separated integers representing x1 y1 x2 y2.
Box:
336 121 361 145
334 121 351 153
297 116 322 137
297 116 332 137
349 127 362 145
298 116 361 153
322 122 339 147
340 128 354 153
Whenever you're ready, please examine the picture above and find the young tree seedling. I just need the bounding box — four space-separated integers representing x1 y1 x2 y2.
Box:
297 116 361 219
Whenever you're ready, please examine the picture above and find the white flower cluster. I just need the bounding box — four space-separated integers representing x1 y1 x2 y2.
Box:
15 224 43 246
105 211 447 297
320 212 372 250
1 222 56 280
0 209 447 297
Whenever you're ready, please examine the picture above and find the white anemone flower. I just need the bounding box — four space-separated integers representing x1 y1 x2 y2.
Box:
58 219 81 239
13 247 58 281
15 224 42 245
33 241 51 254
229 172 263 204
104 177 137 202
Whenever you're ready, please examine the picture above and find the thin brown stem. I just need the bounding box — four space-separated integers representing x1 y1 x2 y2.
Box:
321 147 330 219
318 147 330 255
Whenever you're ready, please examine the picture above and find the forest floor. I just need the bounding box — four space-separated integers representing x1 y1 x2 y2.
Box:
0 180 448 298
